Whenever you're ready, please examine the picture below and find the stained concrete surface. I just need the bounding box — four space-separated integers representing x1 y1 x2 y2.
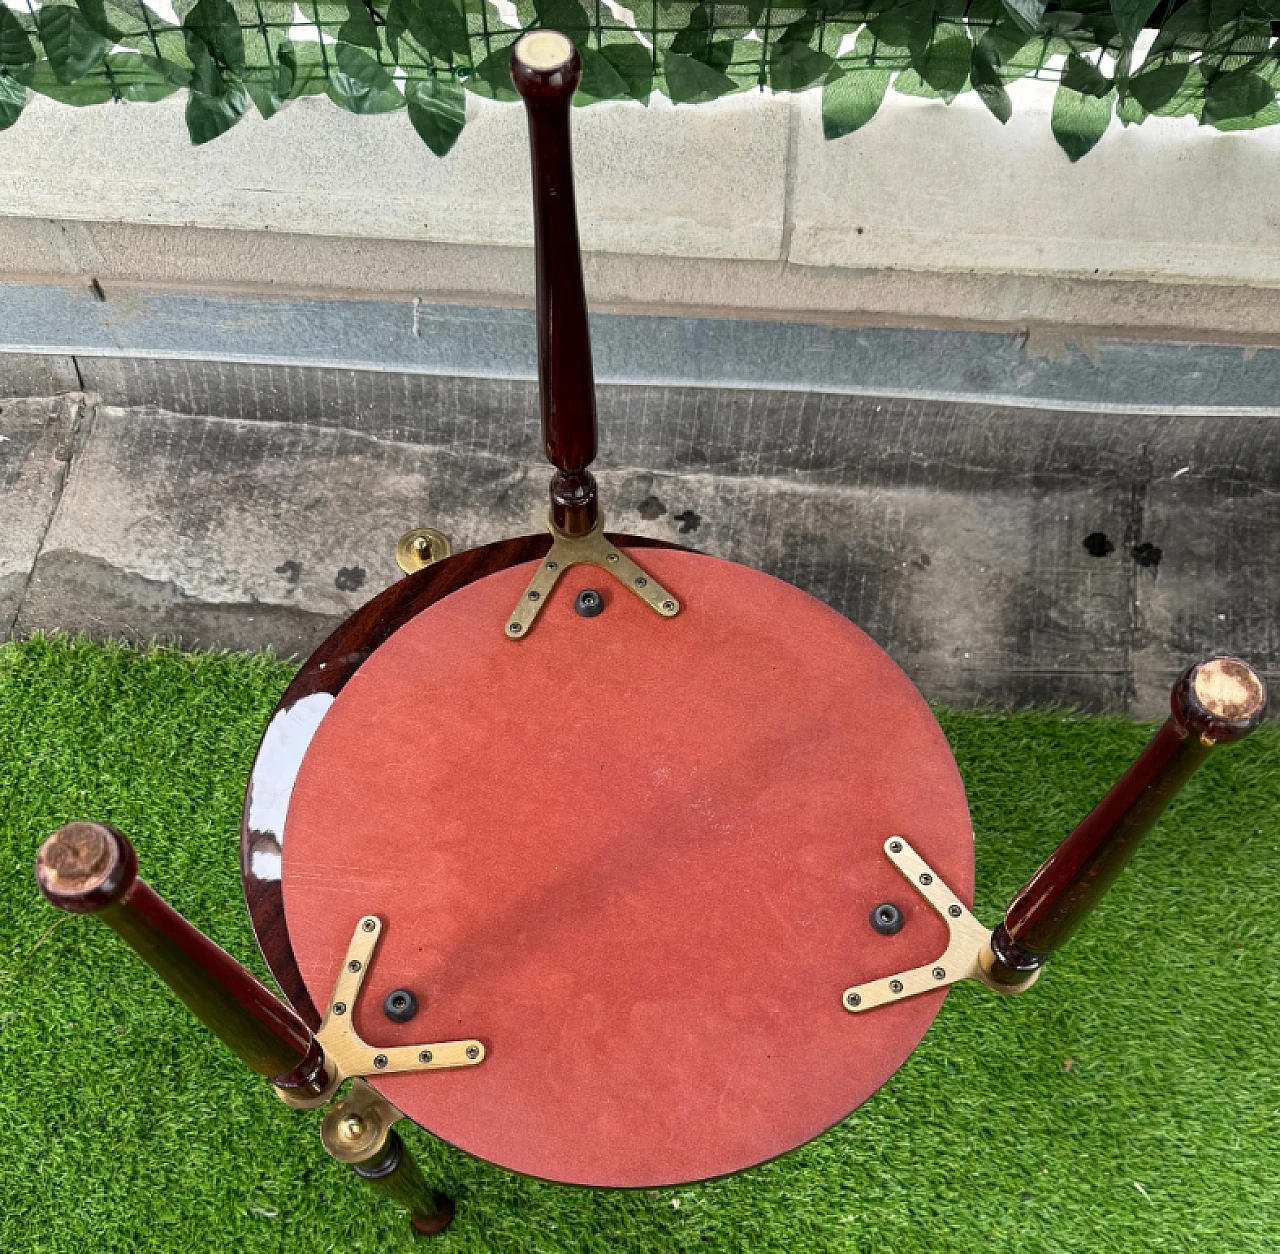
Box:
0 392 83 634
2 354 1277 718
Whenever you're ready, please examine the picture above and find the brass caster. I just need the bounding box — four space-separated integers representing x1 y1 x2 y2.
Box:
395 528 452 575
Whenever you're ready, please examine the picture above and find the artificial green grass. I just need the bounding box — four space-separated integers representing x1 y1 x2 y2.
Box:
1 635 1277 1254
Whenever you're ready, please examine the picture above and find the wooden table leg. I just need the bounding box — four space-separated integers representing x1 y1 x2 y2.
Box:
322 1081 454 1237
511 30 598 539
983 657 1268 985
353 1132 454 1238
35 821 331 1101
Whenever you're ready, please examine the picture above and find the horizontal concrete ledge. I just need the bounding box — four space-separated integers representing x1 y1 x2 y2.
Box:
10 219 1280 347
4 78 1280 289
6 281 1280 415
3 353 1278 720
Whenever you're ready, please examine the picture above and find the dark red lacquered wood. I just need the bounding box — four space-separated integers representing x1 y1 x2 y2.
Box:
241 533 682 1027
36 822 328 1096
511 33 598 537
352 1130 454 1237
988 657 1268 983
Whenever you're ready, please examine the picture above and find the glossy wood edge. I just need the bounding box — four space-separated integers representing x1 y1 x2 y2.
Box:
240 533 682 1028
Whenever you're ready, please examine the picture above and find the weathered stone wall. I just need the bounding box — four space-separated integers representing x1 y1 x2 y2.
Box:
4 352 1276 719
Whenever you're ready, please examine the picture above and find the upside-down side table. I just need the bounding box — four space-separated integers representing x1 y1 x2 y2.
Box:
35 29 1270 1238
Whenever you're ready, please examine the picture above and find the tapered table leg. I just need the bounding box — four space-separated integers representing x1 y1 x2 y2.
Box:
984 657 1268 985
511 29 598 538
322 1081 454 1237
35 821 331 1100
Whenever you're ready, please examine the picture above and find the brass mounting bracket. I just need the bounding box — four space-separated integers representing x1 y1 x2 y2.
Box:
505 513 681 639
842 837 1038 1014
320 1078 405 1165
278 914 485 1109
395 527 452 575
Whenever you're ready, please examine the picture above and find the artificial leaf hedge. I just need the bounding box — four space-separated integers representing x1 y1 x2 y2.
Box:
0 0 1278 161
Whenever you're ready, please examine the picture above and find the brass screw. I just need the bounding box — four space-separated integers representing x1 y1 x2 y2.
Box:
465 1045 480 1060
889 980 904 994
348 959 362 973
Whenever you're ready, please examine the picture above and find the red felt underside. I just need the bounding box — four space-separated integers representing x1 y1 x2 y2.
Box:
281 549 974 1186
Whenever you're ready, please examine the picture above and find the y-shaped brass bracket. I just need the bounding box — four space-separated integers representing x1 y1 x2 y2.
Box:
279 914 485 1108
842 837 1038 1014
505 513 681 638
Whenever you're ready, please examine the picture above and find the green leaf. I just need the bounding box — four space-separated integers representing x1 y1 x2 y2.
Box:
662 50 737 103
385 0 468 62
970 34 1012 121
974 22 1039 86
0 70 26 129
1150 0 1210 55
104 50 182 99
0 8 35 68
1116 89 1146 124
601 40 653 102
669 2 734 74
999 0 1047 31
406 73 464 154
1061 51 1111 96
821 62 891 138
575 45 630 102
1202 68 1278 127
1127 58 1190 110
15 58 115 101
37 5 109 84
182 0 244 73
326 41 403 112
74 0 125 41
910 20 971 101
465 42 516 99
1051 81 1113 160
868 0 931 51
338 0 381 50
185 78 247 142
243 42 294 117
1110 0 1160 43
770 18 835 92
533 0 590 44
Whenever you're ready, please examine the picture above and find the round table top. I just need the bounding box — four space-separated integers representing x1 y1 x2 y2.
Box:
280 548 973 1186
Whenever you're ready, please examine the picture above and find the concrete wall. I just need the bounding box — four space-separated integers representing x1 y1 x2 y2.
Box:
4 79 1280 339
